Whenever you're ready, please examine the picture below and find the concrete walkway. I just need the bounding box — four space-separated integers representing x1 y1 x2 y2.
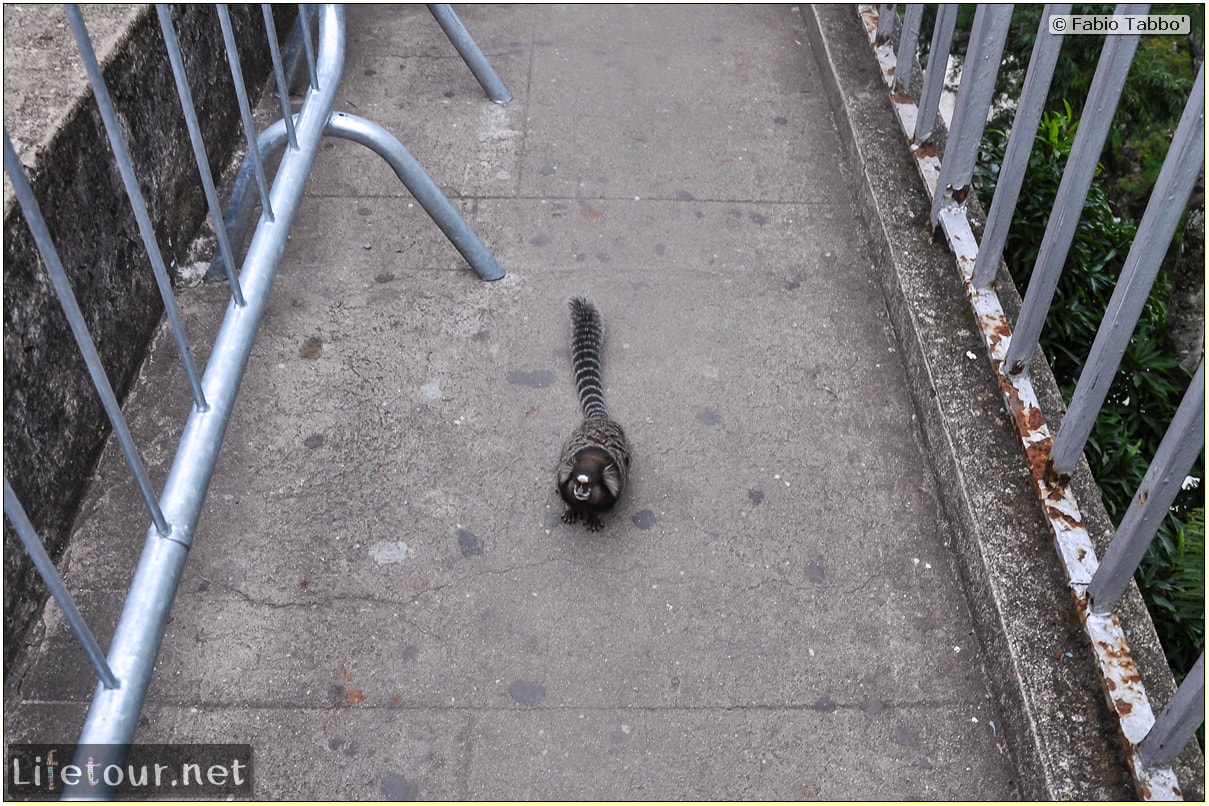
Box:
6 5 1023 799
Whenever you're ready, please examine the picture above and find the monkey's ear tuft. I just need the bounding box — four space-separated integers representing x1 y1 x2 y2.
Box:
602 464 622 498
557 457 575 485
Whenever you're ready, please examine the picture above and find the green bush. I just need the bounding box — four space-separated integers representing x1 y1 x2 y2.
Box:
1138 507 1205 684
972 4 1203 220
974 103 1205 680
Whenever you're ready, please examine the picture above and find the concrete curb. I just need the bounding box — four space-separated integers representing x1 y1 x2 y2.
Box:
2 5 296 674
804 4 1203 801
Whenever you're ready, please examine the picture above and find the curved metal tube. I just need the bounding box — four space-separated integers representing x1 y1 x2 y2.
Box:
328 111 505 280
209 114 504 282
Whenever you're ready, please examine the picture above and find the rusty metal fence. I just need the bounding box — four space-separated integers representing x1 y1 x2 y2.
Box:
3 3 506 797
857 3 1203 801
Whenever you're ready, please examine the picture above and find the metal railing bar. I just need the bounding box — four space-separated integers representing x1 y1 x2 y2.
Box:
930 3 1012 229
426 4 511 104
263 4 299 150
1139 653 1207 769
65 4 209 414
206 141 263 282
66 9 347 781
281 9 312 95
859 5 922 166
217 3 275 222
2 130 171 538
155 4 246 308
973 3 1070 288
205 8 321 283
875 2 897 41
1002 2 1147 376
3 479 119 690
1050 63 1205 475
299 4 319 90
1088 361 1206 613
914 3 957 145
893 4 923 94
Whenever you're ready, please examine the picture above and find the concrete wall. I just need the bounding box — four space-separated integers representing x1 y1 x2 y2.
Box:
2 4 297 673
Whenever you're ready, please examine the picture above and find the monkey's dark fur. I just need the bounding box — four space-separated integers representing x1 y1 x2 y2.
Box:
557 298 631 531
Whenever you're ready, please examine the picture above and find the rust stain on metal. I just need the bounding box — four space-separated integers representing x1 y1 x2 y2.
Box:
954 258 979 287
982 314 1011 341
1022 405 1044 433
994 374 1055 482
913 141 938 161
1024 443 1053 483
891 91 913 105
1076 604 1185 800
1045 504 1083 530
859 5 879 37
1045 465 1072 490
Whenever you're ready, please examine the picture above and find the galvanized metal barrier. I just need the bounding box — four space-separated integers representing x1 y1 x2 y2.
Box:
858 4 1203 801
2 3 507 797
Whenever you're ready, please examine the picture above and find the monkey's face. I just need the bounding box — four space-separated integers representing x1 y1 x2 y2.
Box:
570 473 595 502
558 447 622 510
